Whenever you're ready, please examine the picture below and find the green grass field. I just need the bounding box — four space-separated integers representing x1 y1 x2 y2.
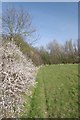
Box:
22 64 79 118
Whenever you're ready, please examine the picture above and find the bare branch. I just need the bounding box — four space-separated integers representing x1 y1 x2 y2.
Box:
2 7 35 39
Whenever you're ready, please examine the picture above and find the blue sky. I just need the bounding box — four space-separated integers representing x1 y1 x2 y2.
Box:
2 2 78 47
0 2 2 34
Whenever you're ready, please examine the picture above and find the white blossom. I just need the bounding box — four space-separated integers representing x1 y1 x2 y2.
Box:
0 39 38 118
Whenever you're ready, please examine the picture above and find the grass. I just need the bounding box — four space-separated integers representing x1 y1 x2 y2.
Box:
22 64 79 118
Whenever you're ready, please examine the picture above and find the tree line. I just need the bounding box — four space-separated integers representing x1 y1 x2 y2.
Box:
2 7 79 65
38 39 79 65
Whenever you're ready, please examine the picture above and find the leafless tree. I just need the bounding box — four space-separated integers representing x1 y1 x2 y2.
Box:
2 7 36 41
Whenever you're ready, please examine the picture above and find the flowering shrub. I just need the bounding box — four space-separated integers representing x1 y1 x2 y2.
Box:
0 40 37 118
